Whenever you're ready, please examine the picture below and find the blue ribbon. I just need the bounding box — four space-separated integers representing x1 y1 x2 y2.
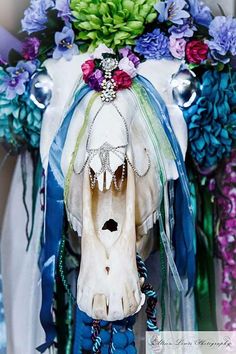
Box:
136 75 195 289
37 85 91 353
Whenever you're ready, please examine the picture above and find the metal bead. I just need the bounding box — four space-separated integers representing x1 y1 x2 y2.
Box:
171 67 200 108
30 71 53 109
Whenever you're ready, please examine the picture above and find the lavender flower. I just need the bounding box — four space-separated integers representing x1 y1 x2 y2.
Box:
22 37 40 60
21 0 54 34
135 28 172 60
188 0 212 27
169 19 196 38
169 36 186 59
0 60 37 100
118 57 137 78
119 48 140 67
55 0 71 20
53 26 79 61
7 61 37 77
154 0 190 25
206 16 236 63
0 72 28 99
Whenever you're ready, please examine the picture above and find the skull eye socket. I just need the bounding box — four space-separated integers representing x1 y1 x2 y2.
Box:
102 219 118 232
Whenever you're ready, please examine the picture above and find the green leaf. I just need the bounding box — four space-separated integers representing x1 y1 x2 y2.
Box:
79 21 92 30
126 20 143 29
146 12 157 23
123 0 134 12
100 3 109 15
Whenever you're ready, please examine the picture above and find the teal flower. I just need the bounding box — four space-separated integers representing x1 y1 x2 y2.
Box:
183 70 236 171
0 87 43 150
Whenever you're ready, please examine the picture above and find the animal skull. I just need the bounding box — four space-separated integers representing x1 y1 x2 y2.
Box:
40 54 187 321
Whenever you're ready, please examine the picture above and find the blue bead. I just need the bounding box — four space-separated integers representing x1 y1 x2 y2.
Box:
113 350 126 354
125 330 135 344
113 332 128 349
81 324 92 338
81 338 93 351
126 345 137 354
113 324 124 331
81 311 93 325
101 344 109 354
100 320 109 327
100 329 111 344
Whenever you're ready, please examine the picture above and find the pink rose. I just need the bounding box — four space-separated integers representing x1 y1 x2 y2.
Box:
113 70 132 90
169 36 186 59
81 60 95 82
186 40 208 64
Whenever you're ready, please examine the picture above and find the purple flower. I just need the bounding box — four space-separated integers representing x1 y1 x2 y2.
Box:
188 0 212 27
119 47 140 67
0 72 28 99
22 37 40 60
7 61 37 77
21 0 54 34
169 18 196 38
53 26 79 61
154 0 190 25
55 0 71 20
135 29 172 60
206 16 236 63
169 36 186 59
88 69 104 91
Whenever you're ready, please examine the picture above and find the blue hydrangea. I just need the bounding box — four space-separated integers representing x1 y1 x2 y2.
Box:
206 16 236 63
183 70 236 170
21 0 54 34
135 28 172 60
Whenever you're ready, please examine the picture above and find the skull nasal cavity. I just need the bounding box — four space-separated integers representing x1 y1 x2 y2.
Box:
102 219 118 232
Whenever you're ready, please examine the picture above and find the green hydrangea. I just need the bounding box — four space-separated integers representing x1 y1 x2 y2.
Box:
70 0 157 50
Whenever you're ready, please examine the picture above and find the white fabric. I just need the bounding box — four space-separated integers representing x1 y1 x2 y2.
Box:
138 59 188 180
1 154 46 354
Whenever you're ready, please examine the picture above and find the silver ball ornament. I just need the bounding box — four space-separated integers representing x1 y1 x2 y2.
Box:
171 68 200 108
30 71 53 109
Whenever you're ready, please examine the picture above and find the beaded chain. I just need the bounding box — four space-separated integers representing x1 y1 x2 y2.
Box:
136 253 159 332
92 320 102 353
58 236 76 303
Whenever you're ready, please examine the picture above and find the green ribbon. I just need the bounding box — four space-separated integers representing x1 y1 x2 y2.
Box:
193 177 217 330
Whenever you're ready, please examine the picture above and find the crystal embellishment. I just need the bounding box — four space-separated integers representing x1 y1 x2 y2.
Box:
101 78 117 102
101 58 118 72
100 58 118 102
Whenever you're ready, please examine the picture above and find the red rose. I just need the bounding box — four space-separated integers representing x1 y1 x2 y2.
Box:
113 70 132 90
81 60 95 82
186 40 208 64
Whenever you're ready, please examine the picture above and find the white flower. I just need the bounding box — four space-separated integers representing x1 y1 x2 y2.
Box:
92 44 114 59
118 57 137 78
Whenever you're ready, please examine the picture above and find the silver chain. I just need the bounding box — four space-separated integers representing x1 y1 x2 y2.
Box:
73 101 151 190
